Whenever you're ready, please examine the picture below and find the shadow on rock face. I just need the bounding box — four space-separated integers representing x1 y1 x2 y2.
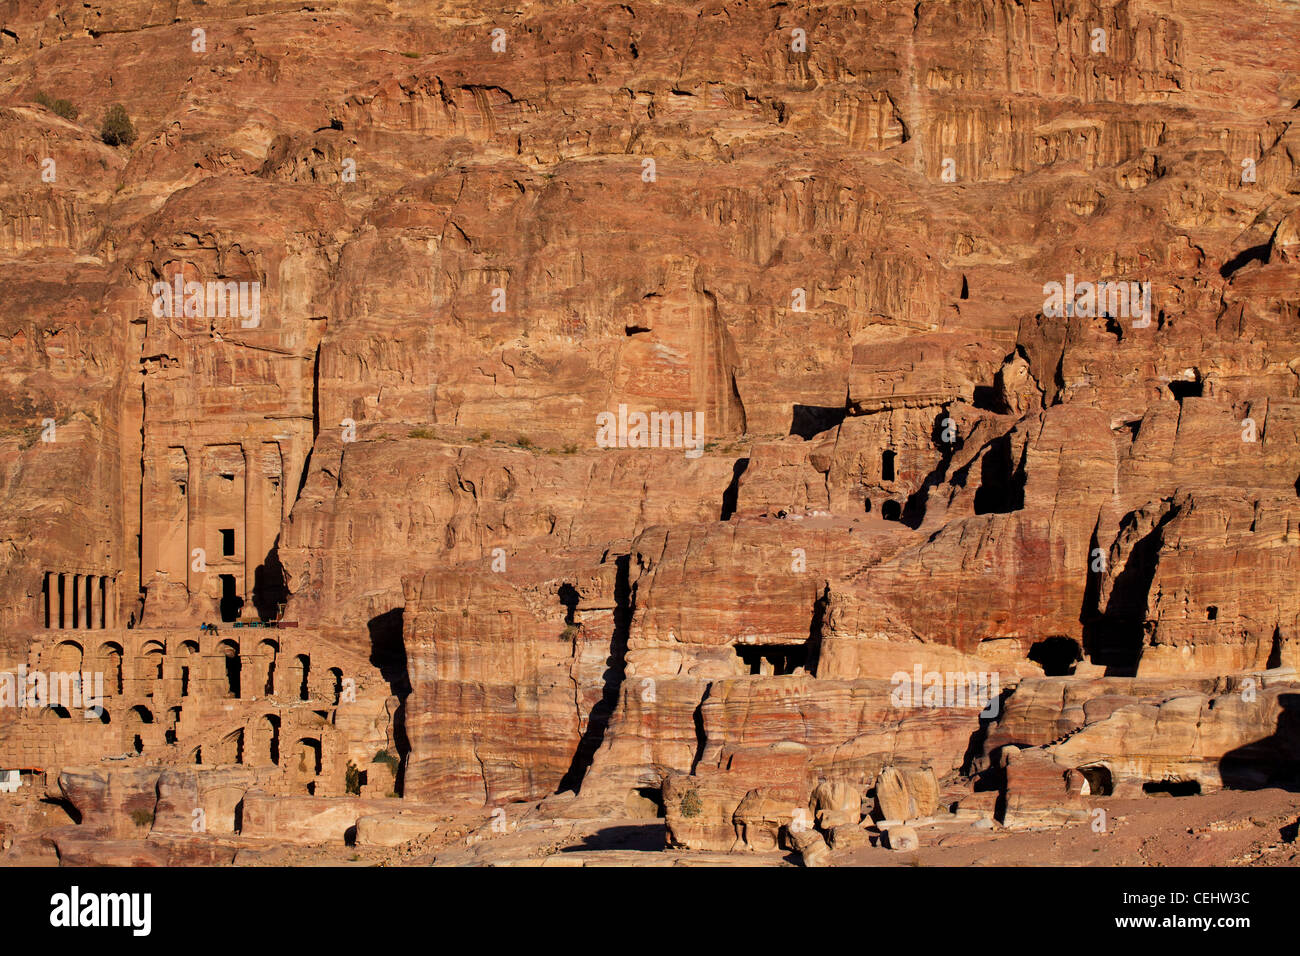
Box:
1220 692 1300 791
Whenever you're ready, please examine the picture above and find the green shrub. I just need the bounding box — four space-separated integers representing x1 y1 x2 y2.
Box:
345 761 362 795
34 91 78 121
373 749 400 773
100 103 136 147
129 809 154 827
514 435 533 449
408 428 437 439
679 789 703 819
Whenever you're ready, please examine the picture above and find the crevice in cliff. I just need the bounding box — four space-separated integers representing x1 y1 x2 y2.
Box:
719 456 749 520
901 408 960 528
1220 242 1269 279
690 687 709 774
251 534 289 622
1078 515 1105 634
557 554 632 794
961 685 1015 780
971 431 1026 515
1268 626 1284 669
368 607 410 795
311 342 321 442
1083 500 1180 674
807 584 827 676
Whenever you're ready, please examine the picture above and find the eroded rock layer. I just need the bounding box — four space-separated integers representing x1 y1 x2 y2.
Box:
1 0 1299 864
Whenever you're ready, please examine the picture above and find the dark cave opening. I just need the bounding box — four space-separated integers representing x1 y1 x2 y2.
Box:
973 433 1025 515
1143 780 1201 797
1078 765 1113 796
1028 636 1082 676
735 642 809 676
789 404 847 440
1082 503 1180 674
252 538 290 622
1168 379 1203 401
1219 243 1270 279
558 582 580 625
720 457 749 521
367 607 410 796
218 574 243 623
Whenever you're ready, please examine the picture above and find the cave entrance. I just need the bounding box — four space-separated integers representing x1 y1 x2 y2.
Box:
218 639 241 698
1144 780 1200 796
1028 636 1082 676
789 405 847 440
1168 379 1202 401
296 654 311 701
1078 765 1112 796
295 738 322 794
218 574 243 622
735 643 809 676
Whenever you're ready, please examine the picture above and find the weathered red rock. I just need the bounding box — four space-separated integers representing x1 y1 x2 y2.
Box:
1 0 1300 868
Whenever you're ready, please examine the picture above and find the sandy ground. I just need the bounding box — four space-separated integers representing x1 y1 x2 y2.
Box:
229 787 1300 867
5 787 1299 867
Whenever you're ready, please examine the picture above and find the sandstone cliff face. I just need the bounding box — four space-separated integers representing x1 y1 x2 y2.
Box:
1 0 1300 863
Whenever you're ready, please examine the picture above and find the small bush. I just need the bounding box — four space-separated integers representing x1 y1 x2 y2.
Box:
562 443 578 454
373 749 400 773
560 623 581 642
100 103 136 147
514 435 533 449
34 91 78 121
408 428 437 439
129 809 154 827
345 761 363 795
679 789 703 819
